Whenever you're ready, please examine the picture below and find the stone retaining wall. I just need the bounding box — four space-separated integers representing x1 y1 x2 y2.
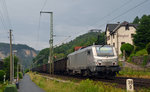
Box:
131 55 150 67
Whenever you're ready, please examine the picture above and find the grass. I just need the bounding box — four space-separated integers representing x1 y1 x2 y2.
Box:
29 72 125 92
118 60 150 79
29 72 150 92
0 83 6 92
117 67 150 79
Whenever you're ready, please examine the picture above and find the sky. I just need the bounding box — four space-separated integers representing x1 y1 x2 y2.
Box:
0 0 150 50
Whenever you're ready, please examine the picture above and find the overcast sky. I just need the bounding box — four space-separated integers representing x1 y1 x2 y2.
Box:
0 0 150 50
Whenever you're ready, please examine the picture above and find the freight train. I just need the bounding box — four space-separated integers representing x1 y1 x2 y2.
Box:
32 45 120 77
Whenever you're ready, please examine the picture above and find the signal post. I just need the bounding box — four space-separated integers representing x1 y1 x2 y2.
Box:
40 11 54 75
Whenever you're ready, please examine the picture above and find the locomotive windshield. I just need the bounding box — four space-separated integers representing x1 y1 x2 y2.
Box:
96 46 114 56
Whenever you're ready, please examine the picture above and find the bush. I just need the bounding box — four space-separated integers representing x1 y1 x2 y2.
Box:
120 43 134 57
146 43 150 54
128 53 135 62
0 70 5 82
25 69 29 73
135 49 148 56
77 79 99 92
134 46 142 53
19 72 23 79
4 84 17 92
143 55 148 66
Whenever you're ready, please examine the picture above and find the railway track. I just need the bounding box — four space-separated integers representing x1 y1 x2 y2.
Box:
39 73 150 91
93 77 150 90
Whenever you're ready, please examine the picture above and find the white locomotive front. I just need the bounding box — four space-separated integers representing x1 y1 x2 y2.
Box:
67 45 120 77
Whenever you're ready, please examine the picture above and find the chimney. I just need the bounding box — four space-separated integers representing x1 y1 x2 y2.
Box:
117 22 120 24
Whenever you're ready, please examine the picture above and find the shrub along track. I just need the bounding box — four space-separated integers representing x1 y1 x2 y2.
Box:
39 73 150 91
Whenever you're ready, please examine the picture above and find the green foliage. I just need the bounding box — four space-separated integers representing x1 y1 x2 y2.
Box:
146 42 150 54
118 67 150 77
77 79 99 92
133 15 150 48
3 56 19 80
0 70 5 82
19 72 23 79
34 32 105 66
0 84 7 92
134 46 142 53
135 49 148 56
120 43 134 57
29 72 125 92
118 61 123 67
4 84 17 92
25 69 29 73
143 55 148 66
128 53 135 62
33 48 49 65
133 16 140 24
128 49 148 63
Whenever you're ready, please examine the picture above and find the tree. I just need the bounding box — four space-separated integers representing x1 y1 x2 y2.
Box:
33 32 106 66
120 43 134 57
133 15 150 49
3 56 19 80
0 70 5 82
133 16 140 24
146 42 150 54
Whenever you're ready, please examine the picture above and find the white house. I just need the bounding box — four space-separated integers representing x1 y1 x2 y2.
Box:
105 21 138 55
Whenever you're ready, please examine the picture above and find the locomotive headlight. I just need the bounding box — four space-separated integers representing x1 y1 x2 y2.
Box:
113 62 118 66
113 62 115 66
97 60 102 66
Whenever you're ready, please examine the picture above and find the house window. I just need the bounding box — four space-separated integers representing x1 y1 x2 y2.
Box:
121 42 125 45
113 43 115 47
113 34 115 39
131 34 134 38
125 24 129 30
107 36 110 41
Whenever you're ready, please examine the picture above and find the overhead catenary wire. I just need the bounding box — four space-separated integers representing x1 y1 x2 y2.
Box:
0 0 12 29
37 0 133 48
0 3 8 30
37 0 72 49
35 0 48 49
36 0 148 49
108 0 148 23
2 0 12 28
68 0 149 42
53 0 148 46
35 15 41 49
89 0 133 28
54 36 71 47
41 0 48 11
12 34 16 46
0 0 13 43
67 0 134 42
53 35 71 37
98 0 149 28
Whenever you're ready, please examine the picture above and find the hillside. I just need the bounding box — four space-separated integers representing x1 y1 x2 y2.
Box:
33 31 105 66
0 43 39 69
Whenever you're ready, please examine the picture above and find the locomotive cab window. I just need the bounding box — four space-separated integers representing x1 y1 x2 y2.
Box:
96 46 114 57
87 50 91 55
